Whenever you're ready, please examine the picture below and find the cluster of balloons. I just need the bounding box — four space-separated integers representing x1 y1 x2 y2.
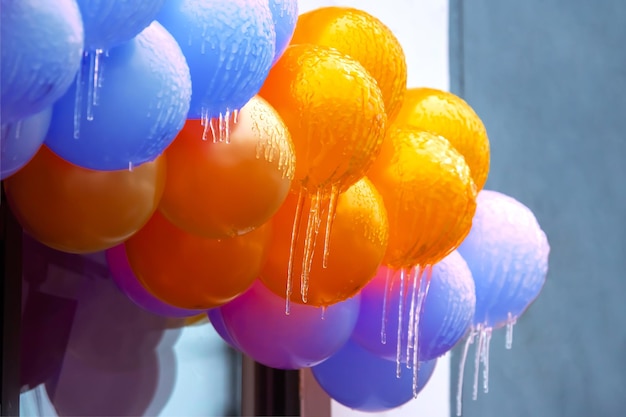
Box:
1 0 550 413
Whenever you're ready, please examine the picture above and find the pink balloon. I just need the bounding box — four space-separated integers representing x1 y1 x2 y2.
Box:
105 244 203 318
218 280 360 370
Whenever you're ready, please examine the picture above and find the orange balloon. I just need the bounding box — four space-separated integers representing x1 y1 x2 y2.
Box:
291 7 407 122
159 96 296 239
259 44 387 193
125 211 271 310
260 178 388 307
367 127 477 269
395 88 490 190
3 146 165 253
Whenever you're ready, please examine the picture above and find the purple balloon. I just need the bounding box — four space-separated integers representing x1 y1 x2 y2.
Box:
218 281 360 370
105 244 204 318
207 308 240 350
352 251 476 362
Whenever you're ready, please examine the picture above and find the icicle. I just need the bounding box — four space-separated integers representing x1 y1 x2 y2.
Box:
406 267 420 367
86 49 104 121
301 190 322 303
395 269 406 378
73 53 87 139
456 329 476 417
412 266 432 396
128 161 134 172
322 184 339 268
380 268 395 345
482 327 492 394
506 312 517 349
285 189 306 315
233 108 239 124
321 306 327 320
13 120 22 139
472 324 486 401
200 108 211 141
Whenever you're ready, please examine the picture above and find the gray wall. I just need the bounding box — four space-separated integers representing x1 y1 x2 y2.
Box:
449 1 626 416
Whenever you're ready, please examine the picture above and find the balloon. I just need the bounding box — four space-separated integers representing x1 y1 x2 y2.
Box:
291 7 407 121
105 244 204 318
157 0 275 124
367 126 477 269
44 21 191 171
352 252 476 363
217 281 360 370
76 0 165 50
207 309 240 350
1 0 83 123
457 190 550 328
159 96 295 239
312 339 437 412
395 88 491 190
1 107 52 180
269 0 298 63
125 211 271 310
3 146 165 254
260 178 388 307
259 44 387 193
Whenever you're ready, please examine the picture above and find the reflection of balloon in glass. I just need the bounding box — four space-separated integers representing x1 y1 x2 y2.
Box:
260 178 388 307
259 44 387 305
157 0 275 140
1 107 52 180
45 21 191 171
312 339 437 412
1 0 83 123
106 244 204 318
394 88 491 190
367 126 477 270
455 190 549 415
291 7 407 121
159 96 295 239
269 0 298 63
217 281 360 370
352 251 475 364
125 211 271 310
76 0 165 50
458 189 549 327
3 146 165 254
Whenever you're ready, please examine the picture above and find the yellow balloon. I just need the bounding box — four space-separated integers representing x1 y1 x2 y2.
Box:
367 126 477 269
395 88 490 190
291 7 407 122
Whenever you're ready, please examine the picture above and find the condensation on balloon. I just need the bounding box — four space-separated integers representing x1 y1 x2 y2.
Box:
73 49 106 139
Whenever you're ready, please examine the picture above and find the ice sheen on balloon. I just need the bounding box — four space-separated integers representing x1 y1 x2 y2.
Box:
291 7 407 122
1 0 84 123
157 0 275 141
75 0 166 50
44 22 191 171
1 107 52 180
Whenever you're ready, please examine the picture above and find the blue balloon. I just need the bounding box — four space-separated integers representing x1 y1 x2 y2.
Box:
457 190 550 328
269 0 298 64
1 107 52 180
312 339 437 412
352 251 476 363
157 0 275 119
45 22 191 171
1 0 84 123
76 0 165 50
